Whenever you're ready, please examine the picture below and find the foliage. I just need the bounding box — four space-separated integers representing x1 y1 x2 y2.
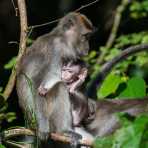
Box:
118 76 146 98
115 32 148 48
0 95 16 128
4 57 16 70
85 0 148 100
94 114 148 148
130 0 148 19
97 73 122 98
85 1 148 147
0 145 6 148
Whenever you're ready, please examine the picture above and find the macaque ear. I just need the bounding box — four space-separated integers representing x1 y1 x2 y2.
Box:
79 15 94 35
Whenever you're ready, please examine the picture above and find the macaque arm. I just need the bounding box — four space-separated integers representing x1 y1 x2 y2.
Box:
70 68 88 93
38 75 62 96
38 50 62 96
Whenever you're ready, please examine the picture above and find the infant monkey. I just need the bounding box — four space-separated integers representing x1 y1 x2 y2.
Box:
62 60 88 126
62 60 94 143
61 61 95 148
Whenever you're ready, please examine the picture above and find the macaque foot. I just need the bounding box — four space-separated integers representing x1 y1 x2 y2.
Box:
64 131 82 148
38 85 48 96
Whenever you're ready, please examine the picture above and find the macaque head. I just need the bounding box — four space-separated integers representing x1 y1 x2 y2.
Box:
58 12 95 57
62 63 82 83
62 61 87 84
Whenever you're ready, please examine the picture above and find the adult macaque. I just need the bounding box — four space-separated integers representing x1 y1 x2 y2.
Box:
16 12 94 142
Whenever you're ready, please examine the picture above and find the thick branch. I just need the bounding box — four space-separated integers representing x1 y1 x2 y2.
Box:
3 0 28 100
3 128 93 147
87 44 148 97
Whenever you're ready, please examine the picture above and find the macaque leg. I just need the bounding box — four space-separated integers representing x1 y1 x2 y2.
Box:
51 83 83 148
35 95 50 140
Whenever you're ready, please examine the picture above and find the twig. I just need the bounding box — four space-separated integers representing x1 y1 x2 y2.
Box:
4 141 23 148
97 0 129 64
11 0 19 16
3 128 93 147
29 0 100 30
87 44 148 97
105 0 129 49
3 0 28 100
29 18 60 29
75 0 100 12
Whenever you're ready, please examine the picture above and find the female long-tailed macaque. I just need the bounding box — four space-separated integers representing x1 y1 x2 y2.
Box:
16 12 94 143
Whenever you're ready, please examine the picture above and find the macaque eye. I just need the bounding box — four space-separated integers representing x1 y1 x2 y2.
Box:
68 70 74 74
81 33 92 42
84 33 92 40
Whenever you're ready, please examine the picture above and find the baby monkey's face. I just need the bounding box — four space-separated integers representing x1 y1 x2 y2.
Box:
62 64 81 84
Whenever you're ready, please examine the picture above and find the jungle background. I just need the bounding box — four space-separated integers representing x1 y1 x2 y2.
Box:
0 0 148 147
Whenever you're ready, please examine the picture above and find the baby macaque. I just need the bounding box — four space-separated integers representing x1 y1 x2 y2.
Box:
61 60 94 146
62 60 88 126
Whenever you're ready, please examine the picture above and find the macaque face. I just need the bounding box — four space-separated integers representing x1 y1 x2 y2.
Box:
60 12 94 58
62 64 81 83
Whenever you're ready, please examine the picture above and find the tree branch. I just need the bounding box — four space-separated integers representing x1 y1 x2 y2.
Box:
75 0 100 12
97 0 129 64
87 44 148 97
3 0 28 100
29 0 100 30
3 128 93 147
105 0 129 49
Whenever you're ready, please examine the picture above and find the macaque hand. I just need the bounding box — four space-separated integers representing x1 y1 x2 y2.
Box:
69 78 85 94
71 73 87 91
38 85 48 96
79 69 88 83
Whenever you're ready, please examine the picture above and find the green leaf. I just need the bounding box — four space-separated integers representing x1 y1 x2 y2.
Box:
97 73 122 98
141 35 148 43
94 136 113 148
4 57 16 69
112 115 148 148
105 48 120 61
6 112 16 122
0 145 6 148
119 76 146 98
